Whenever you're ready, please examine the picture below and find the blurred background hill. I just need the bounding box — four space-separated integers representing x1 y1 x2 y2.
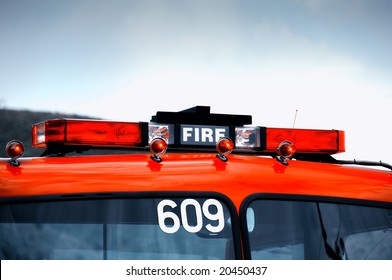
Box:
0 109 94 157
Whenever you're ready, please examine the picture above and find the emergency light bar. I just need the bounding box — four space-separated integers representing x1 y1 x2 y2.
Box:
32 118 345 155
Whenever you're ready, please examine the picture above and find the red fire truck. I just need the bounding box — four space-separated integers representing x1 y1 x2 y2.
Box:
1 106 391 260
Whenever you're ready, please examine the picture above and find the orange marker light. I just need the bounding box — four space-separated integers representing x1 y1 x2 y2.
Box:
5 140 25 166
150 137 168 162
277 141 296 158
216 137 234 162
276 140 296 165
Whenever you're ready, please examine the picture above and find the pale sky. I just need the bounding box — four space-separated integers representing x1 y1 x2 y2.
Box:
1 0 391 165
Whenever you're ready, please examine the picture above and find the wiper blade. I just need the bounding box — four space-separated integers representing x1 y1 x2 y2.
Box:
316 203 342 260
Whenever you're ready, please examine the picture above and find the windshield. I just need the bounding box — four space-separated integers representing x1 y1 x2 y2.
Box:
0 195 238 260
244 198 392 260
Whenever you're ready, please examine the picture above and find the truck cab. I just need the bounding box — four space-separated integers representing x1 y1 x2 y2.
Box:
1 106 391 260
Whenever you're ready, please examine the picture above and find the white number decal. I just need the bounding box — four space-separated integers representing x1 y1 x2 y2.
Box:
157 200 180 234
181 199 203 233
203 199 225 233
157 199 225 234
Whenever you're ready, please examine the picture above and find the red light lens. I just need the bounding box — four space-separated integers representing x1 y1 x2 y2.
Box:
266 128 344 154
32 119 142 148
6 140 25 158
150 137 168 156
216 137 234 155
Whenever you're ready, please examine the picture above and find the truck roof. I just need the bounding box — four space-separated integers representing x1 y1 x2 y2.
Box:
2 153 391 208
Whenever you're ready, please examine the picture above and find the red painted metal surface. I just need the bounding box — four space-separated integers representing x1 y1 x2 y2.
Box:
1 153 391 210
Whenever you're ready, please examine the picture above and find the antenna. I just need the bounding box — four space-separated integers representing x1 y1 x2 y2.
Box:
292 109 298 128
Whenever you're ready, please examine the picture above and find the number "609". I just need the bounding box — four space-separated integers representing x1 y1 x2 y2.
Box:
157 199 225 234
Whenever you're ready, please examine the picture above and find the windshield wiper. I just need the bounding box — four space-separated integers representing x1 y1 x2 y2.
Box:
316 203 344 260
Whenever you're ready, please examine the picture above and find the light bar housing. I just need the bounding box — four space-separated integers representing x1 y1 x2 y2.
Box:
265 127 345 154
235 126 344 154
32 119 143 148
31 107 345 156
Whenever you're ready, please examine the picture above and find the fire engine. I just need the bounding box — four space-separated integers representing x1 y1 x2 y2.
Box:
1 106 391 260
